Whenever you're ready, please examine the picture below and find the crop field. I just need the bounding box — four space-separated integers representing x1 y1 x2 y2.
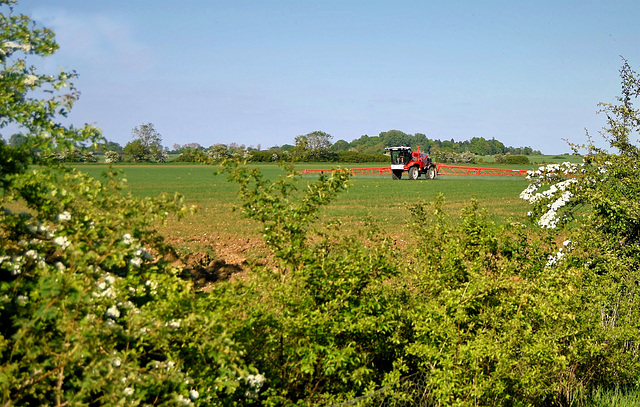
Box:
76 162 538 268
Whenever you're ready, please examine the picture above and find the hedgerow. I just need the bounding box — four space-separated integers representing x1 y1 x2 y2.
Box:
2 1 640 405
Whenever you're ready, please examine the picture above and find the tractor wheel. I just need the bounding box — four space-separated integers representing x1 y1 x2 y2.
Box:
426 167 437 180
409 166 419 180
392 170 403 180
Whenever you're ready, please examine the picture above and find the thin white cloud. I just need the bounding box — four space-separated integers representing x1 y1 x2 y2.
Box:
32 8 154 74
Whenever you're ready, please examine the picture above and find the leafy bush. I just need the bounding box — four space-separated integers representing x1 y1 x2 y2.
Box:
431 149 477 164
519 58 640 400
174 147 212 163
0 4 252 405
495 154 530 164
4 1 640 405
337 150 388 163
104 150 122 163
218 160 410 404
504 155 530 164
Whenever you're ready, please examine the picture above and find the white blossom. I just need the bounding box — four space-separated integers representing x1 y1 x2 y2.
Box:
123 387 134 396
105 305 120 319
129 257 142 268
176 395 192 405
134 248 153 260
145 280 158 294
101 286 116 299
25 249 38 259
546 248 565 268
166 319 181 329
122 233 134 245
112 357 122 368
3 40 32 53
105 274 116 285
53 236 70 250
23 74 38 86
521 162 581 229
247 373 266 388
538 209 559 229
56 211 71 222
189 389 199 400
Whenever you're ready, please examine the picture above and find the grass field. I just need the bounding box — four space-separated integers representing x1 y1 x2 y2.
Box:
75 162 533 262
78 162 532 228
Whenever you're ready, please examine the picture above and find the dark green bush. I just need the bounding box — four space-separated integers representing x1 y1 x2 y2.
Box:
504 155 530 164
337 150 388 163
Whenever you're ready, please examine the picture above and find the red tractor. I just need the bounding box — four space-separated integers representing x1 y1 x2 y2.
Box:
386 146 438 180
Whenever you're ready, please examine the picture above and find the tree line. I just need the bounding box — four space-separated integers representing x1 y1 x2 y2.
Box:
6 125 541 164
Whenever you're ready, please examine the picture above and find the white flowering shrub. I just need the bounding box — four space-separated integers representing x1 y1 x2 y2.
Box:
104 150 122 163
0 165 256 405
518 59 640 394
0 3 252 405
520 161 583 229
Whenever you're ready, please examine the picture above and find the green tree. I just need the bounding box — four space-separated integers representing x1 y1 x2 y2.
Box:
124 122 164 162
98 140 123 153
206 143 228 160
468 136 491 155
379 129 412 147
8 133 26 146
331 139 350 152
294 130 335 161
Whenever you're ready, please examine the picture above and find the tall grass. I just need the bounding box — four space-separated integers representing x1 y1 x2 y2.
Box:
587 387 640 407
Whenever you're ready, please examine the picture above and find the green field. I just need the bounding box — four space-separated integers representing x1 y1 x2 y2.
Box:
75 162 533 259
78 162 532 225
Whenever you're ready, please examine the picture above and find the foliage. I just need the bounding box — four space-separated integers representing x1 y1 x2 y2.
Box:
495 154 530 164
124 122 165 162
430 148 477 164
400 197 573 405
0 3 252 405
247 149 281 162
293 131 337 162
174 147 212 163
336 150 387 163
343 132 540 156
104 150 122 163
3 1 640 405
219 159 408 405
220 160 351 269
207 143 230 160
519 58 640 401
214 58 640 406
49 148 97 163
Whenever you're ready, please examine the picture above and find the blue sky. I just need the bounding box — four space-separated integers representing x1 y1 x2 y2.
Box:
18 0 640 153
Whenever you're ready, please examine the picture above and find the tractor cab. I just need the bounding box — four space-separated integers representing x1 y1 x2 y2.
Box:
387 146 413 166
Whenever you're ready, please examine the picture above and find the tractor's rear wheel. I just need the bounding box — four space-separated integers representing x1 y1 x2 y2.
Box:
409 166 419 180
426 167 437 180
392 170 403 180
